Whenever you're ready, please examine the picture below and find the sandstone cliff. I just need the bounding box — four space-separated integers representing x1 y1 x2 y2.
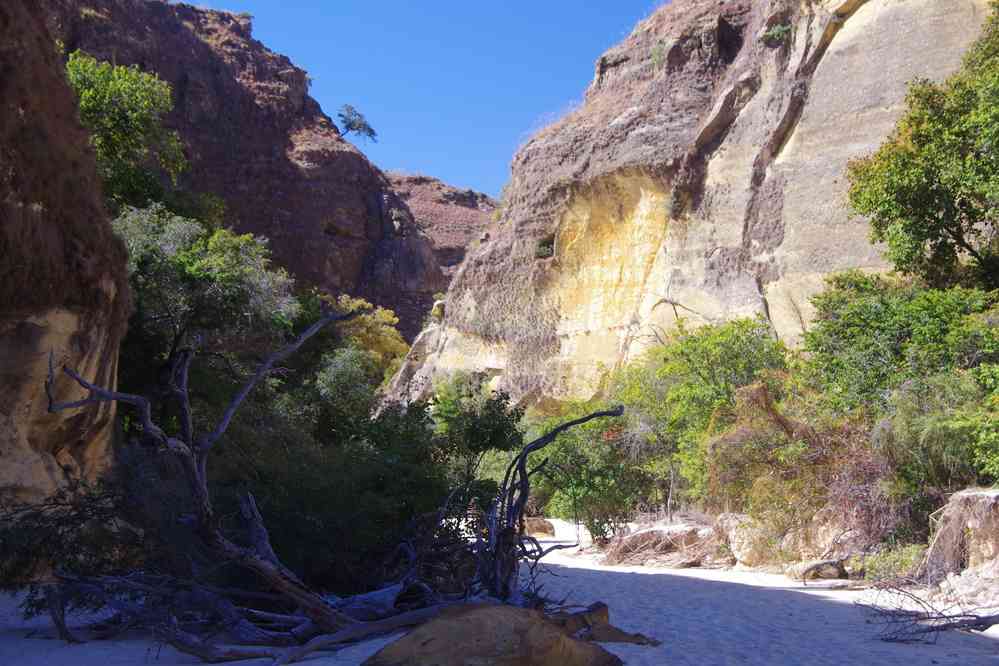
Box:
392 0 992 403
0 0 130 501
388 173 497 281
47 0 445 339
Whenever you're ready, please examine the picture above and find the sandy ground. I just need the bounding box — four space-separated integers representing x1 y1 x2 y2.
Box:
2 519 998 665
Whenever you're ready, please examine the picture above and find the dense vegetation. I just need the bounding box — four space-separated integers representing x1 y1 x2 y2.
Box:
0 49 524 597
4 5 999 602
508 5 999 555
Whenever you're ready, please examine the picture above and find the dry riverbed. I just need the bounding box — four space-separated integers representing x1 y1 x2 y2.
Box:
2 519 997 665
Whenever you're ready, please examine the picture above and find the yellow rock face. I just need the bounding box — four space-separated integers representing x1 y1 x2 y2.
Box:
389 0 993 405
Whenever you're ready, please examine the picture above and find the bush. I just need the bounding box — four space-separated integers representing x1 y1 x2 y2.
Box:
847 1 999 288
804 271 998 412
529 403 651 542
612 318 788 501
67 50 186 209
535 235 555 259
865 543 927 581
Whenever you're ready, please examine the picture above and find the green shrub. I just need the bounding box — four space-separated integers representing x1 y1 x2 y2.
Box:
529 403 649 542
761 24 791 45
612 318 787 500
67 50 186 209
804 271 998 412
865 543 927 581
847 2 999 288
535 235 555 258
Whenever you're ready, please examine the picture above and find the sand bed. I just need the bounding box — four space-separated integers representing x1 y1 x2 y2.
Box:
2 519 997 665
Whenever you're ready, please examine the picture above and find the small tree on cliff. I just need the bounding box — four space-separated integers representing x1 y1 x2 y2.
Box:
66 51 187 210
337 104 378 142
847 2 999 289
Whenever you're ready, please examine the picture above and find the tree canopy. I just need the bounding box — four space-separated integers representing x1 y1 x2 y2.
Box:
337 104 378 142
66 51 187 209
847 5 999 288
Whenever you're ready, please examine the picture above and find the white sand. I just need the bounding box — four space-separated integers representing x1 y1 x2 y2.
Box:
2 519 997 665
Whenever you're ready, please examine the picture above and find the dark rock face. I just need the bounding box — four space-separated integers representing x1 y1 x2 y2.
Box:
47 0 445 339
387 173 497 281
391 0 991 404
0 0 129 500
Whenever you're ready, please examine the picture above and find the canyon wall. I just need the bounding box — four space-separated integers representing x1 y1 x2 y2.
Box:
0 0 130 501
47 0 445 339
388 174 497 282
392 0 992 403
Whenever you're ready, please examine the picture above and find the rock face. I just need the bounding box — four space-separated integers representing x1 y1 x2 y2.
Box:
921 488 999 581
715 513 771 568
393 0 992 402
47 0 445 339
363 604 624 666
388 173 497 281
0 0 130 501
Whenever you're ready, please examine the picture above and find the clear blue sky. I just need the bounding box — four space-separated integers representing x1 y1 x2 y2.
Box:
191 1 663 196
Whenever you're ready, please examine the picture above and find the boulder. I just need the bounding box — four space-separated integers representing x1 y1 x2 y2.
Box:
920 488 999 582
715 514 772 567
785 559 848 582
779 506 871 560
524 517 556 538
363 604 623 666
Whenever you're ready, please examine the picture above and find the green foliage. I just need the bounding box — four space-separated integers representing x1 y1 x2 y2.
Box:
847 4 999 288
804 271 998 412
337 104 378 142
113 204 299 362
431 373 525 495
651 40 666 70
535 235 555 259
614 318 788 499
530 402 651 542
864 543 927 581
761 24 791 45
66 51 186 209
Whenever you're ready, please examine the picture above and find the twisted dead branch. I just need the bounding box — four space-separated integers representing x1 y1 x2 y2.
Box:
35 302 628 662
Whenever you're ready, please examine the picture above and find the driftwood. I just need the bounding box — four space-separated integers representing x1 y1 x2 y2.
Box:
862 582 999 643
39 303 631 662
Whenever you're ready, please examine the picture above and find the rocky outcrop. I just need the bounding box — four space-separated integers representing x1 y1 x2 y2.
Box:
393 0 992 402
363 604 624 666
921 488 999 582
0 0 129 501
46 0 444 339
388 173 497 281
715 513 771 568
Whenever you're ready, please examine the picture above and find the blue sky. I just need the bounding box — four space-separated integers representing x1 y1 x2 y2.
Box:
191 1 663 196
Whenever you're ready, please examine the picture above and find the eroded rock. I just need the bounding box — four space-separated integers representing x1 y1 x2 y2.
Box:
46 0 445 339
715 513 771 567
0 0 129 501
392 0 992 403
363 604 624 666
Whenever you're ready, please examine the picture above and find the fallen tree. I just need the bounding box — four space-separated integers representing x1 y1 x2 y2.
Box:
4 304 631 662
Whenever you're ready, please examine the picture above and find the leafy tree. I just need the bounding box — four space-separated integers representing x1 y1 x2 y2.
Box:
529 401 651 542
337 104 378 142
430 373 524 495
66 51 186 209
804 271 998 412
614 318 788 499
847 3 999 288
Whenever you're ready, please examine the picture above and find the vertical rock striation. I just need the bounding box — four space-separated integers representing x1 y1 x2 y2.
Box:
391 0 993 403
0 0 130 500
47 0 445 339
